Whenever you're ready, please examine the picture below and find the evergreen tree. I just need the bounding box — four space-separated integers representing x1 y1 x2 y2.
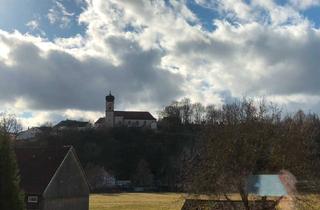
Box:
0 133 25 210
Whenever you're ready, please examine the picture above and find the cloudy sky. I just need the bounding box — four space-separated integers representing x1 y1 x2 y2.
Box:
1 0 320 127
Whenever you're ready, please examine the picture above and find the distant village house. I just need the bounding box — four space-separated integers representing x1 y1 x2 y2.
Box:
54 120 91 130
16 126 51 141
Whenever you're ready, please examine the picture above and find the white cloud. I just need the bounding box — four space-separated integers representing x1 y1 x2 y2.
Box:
26 20 39 30
48 1 75 28
2 0 320 126
289 0 320 10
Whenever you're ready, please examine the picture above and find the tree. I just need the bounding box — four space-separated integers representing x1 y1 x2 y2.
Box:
205 104 220 124
132 159 154 187
180 98 193 124
0 133 25 210
0 113 22 135
158 101 183 130
192 102 205 124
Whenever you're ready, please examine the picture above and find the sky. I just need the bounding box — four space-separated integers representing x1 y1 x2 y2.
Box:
1 0 320 128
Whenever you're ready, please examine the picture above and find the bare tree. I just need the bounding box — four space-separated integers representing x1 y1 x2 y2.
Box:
0 113 22 135
180 98 193 124
205 104 221 125
193 102 205 124
132 159 154 187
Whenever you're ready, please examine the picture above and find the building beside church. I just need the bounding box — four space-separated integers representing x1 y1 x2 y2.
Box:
54 120 91 130
95 92 157 129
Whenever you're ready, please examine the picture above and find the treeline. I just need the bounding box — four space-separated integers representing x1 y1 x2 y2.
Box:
15 97 320 196
159 98 277 128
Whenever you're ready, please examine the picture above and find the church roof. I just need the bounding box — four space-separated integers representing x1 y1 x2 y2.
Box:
15 146 71 194
95 117 105 124
115 111 156 120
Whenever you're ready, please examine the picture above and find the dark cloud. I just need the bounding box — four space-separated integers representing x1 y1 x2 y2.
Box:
172 25 320 99
0 35 183 111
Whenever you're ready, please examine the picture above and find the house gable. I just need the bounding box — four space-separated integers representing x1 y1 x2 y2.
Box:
43 148 90 199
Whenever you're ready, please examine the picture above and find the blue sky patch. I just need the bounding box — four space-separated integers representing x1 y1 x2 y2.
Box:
0 0 86 40
303 6 320 28
20 112 33 119
187 0 220 31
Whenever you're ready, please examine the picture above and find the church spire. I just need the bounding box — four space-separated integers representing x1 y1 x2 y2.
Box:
106 91 115 102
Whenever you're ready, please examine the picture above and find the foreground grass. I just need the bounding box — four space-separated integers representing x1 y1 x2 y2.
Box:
294 194 320 210
90 193 320 210
90 193 185 210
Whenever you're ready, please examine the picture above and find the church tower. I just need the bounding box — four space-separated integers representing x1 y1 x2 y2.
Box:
105 91 115 127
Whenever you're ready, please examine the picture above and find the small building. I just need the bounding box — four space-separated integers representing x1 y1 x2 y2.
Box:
95 92 157 129
54 120 91 130
84 164 116 190
16 127 51 141
15 146 90 210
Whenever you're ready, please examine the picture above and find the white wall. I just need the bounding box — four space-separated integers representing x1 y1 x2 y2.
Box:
16 128 41 140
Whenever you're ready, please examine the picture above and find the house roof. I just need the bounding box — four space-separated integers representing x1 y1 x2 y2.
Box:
36 126 52 132
54 120 90 128
247 175 288 197
15 146 71 195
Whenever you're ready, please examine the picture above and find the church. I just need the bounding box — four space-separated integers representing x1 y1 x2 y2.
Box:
95 92 157 129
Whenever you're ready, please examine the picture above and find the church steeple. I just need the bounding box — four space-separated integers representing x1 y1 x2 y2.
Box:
105 91 115 127
106 91 115 102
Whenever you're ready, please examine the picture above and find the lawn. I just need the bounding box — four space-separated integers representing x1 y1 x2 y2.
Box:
90 193 185 210
90 193 320 210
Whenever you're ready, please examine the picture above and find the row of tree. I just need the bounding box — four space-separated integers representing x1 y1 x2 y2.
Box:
159 98 273 126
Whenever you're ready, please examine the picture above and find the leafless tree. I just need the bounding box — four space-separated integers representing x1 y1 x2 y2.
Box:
192 102 205 124
180 98 193 124
205 104 221 125
0 113 22 135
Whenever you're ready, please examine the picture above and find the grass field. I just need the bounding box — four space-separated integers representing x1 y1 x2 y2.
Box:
90 193 185 210
90 193 320 210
